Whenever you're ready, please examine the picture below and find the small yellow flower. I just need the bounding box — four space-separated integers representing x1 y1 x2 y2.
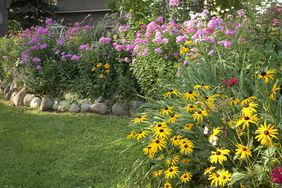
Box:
236 114 258 129
180 47 189 55
218 169 232 186
255 121 279 146
185 40 193 45
183 90 199 101
163 181 172 188
241 102 259 116
132 114 147 124
160 106 174 116
99 74 104 79
104 63 110 69
96 63 102 68
258 69 276 83
179 139 194 155
152 169 163 177
105 69 110 74
153 127 172 139
230 97 240 105
143 144 156 158
166 155 180 166
165 166 179 179
183 123 193 131
269 82 280 101
235 144 252 159
170 135 182 147
168 114 180 123
181 158 190 165
163 89 179 98
127 131 136 140
180 172 192 183
204 166 216 175
136 130 149 141
185 104 196 113
241 96 256 106
210 148 230 164
150 138 167 152
152 122 168 132
192 110 208 122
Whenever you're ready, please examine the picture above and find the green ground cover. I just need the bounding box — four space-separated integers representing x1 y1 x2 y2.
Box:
0 99 138 188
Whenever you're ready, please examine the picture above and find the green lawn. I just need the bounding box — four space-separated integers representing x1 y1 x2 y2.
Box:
0 99 139 188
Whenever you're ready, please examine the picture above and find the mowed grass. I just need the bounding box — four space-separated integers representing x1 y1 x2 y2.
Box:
0 99 140 188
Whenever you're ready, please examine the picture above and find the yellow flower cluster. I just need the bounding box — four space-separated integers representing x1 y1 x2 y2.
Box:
91 63 111 79
128 67 281 187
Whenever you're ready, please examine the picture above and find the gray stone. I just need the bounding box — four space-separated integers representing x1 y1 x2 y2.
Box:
57 100 69 112
10 92 17 105
14 88 27 106
69 103 80 113
23 94 35 106
53 99 60 110
112 102 128 116
3 84 11 96
129 100 144 115
94 96 104 103
30 97 41 108
81 101 92 112
90 103 108 115
40 98 54 111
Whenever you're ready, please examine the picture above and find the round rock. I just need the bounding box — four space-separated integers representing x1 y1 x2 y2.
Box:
30 97 42 109
69 103 80 113
112 102 128 116
40 98 54 111
14 88 27 106
81 101 92 112
90 103 108 115
23 94 35 106
57 100 69 112
10 92 18 106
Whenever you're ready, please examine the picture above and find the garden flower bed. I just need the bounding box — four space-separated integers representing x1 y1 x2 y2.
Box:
0 0 281 187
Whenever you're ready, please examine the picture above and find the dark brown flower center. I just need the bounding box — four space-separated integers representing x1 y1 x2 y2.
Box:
184 144 188 148
190 105 193 108
264 130 269 135
244 116 250 120
244 104 249 108
216 151 221 155
164 107 169 110
169 169 173 172
189 91 193 94
169 89 174 92
261 72 266 76
198 111 202 114
155 140 160 143
205 96 209 100
184 175 187 178
242 147 247 151
159 129 164 132
222 176 226 179
158 124 162 127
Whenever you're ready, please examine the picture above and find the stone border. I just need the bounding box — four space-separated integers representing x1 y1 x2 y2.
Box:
0 83 143 116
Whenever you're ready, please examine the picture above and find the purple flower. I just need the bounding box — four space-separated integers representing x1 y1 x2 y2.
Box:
115 45 123 52
183 60 189 65
32 57 41 63
36 64 42 71
218 40 232 48
79 44 90 50
156 16 164 23
57 37 64 46
71 55 80 61
169 0 179 7
99 37 112 45
36 27 49 35
176 36 186 43
45 18 53 26
154 48 163 54
40 43 48 49
272 167 282 184
272 19 280 27
31 46 40 50
21 50 30 63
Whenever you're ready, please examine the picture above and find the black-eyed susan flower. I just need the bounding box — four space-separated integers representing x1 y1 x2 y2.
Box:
236 114 258 129
184 123 193 131
153 127 172 139
241 102 259 116
218 169 231 186
170 135 182 147
166 155 180 166
183 90 199 101
132 114 147 124
208 172 220 187
192 110 208 122
99 74 104 79
210 148 230 164
160 106 174 116
151 138 167 152
143 144 156 158
168 114 180 123
127 130 136 140
152 122 168 132
235 144 252 159
181 158 190 165
136 130 149 141
163 89 179 98
269 82 281 100
241 96 256 106
258 69 276 83
230 97 240 105
185 104 196 113
152 169 163 177
255 121 279 146
204 166 216 175
180 172 192 183
158 154 165 161
179 139 194 155
194 84 211 90
163 181 172 188
165 166 179 179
